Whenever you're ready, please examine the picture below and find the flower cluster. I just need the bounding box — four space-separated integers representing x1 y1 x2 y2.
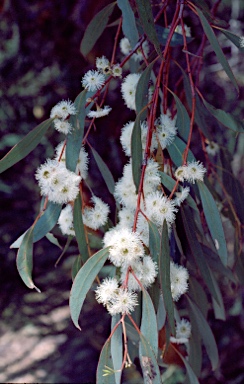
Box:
50 100 77 135
83 196 110 230
120 37 149 61
170 318 191 344
170 261 189 301
175 161 206 183
155 113 177 149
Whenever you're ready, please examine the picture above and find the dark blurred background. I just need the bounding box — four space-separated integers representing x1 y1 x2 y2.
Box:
0 0 244 383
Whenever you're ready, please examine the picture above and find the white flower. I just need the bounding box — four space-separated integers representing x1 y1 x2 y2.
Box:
112 64 122 78
136 212 150 246
118 207 135 229
83 196 110 230
120 37 131 55
143 159 161 194
239 36 244 48
175 165 186 182
82 70 105 92
87 105 112 119
144 191 178 226
50 100 77 120
170 261 189 301
54 142 66 165
120 37 149 61
95 277 119 305
174 186 190 206
103 227 144 267
76 146 89 179
120 121 157 157
206 141 219 156
155 114 177 149
96 56 110 73
140 121 158 153
176 318 191 339
184 161 206 183
58 204 75 236
53 119 73 135
175 24 191 37
121 256 158 291
107 288 138 315
121 73 140 110
170 336 189 344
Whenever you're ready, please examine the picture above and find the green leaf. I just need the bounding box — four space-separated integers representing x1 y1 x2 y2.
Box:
0 118 53 174
16 226 40 291
72 255 83 281
197 181 228 266
217 28 244 52
186 295 219 371
66 90 87 172
45 232 62 249
117 0 139 48
181 206 219 303
174 347 200 384
159 221 175 334
135 0 162 57
189 277 208 318
169 90 190 142
69 247 109 329
159 171 176 192
135 60 155 116
196 7 238 92
167 136 195 167
201 244 235 282
111 315 122 384
201 97 244 133
97 339 115 384
139 333 161 383
131 115 142 193
148 219 160 263
80 2 116 57
73 195 89 263
11 202 62 248
91 147 115 194
209 269 226 321
141 289 158 356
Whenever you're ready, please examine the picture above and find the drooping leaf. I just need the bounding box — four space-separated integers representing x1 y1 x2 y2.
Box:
72 255 83 281
131 115 142 193
201 97 244 133
196 7 238 92
11 202 62 248
0 118 53 174
135 60 155 117
159 221 175 334
73 194 89 263
111 315 122 384
139 333 161 383
16 226 40 291
201 244 235 282
217 27 244 52
197 181 228 266
91 147 115 194
167 136 195 167
148 219 160 263
141 289 158 356
45 232 62 249
159 171 176 191
169 90 190 142
173 346 200 384
188 277 208 319
135 0 162 57
66 89 87 172
80 2 117 57
186 295 219 371
209 269 226 321
69 247 109 329
97 338 115 384
117 0 139 48
156 294 166 330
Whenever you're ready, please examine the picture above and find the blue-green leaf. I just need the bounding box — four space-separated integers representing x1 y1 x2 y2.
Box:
159 171 176 191
170 90 190 142
217 28 244 52
135 60 155 116
45 233 62 249
139 333 161 383
117 0 139 48
197 181 228 266
69 247 109 329
97 339 115 384
91 147 115 194
73 195 89 263
72 255 83 281
141 289 158 356
167 136 195 167
174 347 200 384
0 118 53 174
196 7 238 92
131 115 142 193
80 2 117 57
148 219 160 263
16 226 40 291
111 315 122 384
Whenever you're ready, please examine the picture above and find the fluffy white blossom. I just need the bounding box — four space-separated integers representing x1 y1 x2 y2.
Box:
50 100 77 120
82 70 105 92
121 256 158 291
175 161 206 183
54 143 89 180
170 261 189 301
111 64 122 78
206 141 219 156
144 191 178 227
174 165 186 182
83 196 110 230
118 207 135 229
96 56 110 73
58 204 75 236
143 159 161 194
103 227 144 267
95 277 119 305
175 24 191 37
121 73 140 110
107 288 138 316
54 142 66 165
120 37 131 55
174 187 190 206
120 37 149 61
53 119 73 135
120 121 157 157
155 113 177 149
35 159 81 204
87 105 112 119
170 318 191 344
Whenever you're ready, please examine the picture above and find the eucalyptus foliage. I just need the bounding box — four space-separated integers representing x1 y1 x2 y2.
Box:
1 1 243 383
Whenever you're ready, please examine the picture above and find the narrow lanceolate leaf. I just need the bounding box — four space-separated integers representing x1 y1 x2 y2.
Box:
173 347 200 384
0 118 53 174
117 0 139 48
80 2 116 57
97 339 115 384
91 147 115 194
131 115 142 193
159 171 175 192
72 255 83 281
66 90 87 172
169 90 190 142
186 295 219 371
139 333 161 384
135 60 155 116
181 206 219 303
202 97 244 133
69 247 109 329
217 28 244 52
73 195 89 263
111 315 122 384
159 222 175 334
196 7 238 92
16 226 39 291
167 136 195 167
148 220 160 263
197 181 228 266
141 289 158 356
209 269 226 321
135 0 162 57
45 233 62 249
